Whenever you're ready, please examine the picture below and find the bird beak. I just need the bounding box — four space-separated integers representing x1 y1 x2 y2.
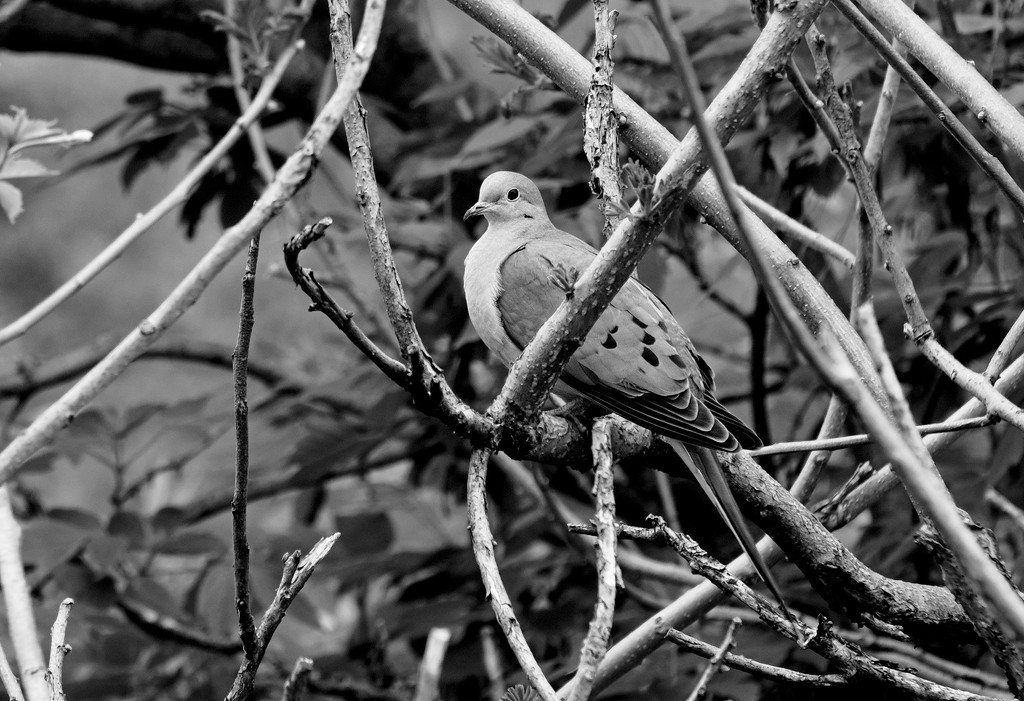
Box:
463 201 489 221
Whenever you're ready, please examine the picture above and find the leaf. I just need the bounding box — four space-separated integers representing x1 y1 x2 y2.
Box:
335 512 394 556
48 507 103 532
0 155 58 180
457 117 540 157
108 511 147 547
22 519 91 573
83 534 130 572
151 531 226 556
0 181 23 223
193 564 237 636
0 107 59 147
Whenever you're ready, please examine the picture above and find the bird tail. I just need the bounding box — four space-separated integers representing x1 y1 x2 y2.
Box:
668 440 794 625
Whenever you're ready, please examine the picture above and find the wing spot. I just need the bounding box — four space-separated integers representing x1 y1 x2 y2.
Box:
630 315 648 329
641 348 659 367
658 319 669 332
602 334 617 349
668 354 687 368
641 331 655 345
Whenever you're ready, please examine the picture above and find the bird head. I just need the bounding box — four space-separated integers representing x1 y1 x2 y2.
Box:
464 171 549 224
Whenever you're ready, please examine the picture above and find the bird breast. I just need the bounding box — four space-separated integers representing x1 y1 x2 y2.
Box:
464 229 527 367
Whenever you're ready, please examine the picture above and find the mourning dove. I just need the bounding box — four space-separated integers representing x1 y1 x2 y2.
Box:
463 171 790 615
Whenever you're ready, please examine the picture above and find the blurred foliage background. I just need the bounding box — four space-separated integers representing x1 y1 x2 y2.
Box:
2 0 1024 698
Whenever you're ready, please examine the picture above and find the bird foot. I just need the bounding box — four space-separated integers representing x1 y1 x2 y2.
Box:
547 262 580 296
548 398 609 434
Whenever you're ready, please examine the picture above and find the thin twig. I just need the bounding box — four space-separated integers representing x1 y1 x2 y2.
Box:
231 234 260 660
0 487 46 701
987 489 1024 535
707 605 1015 695
785 61 844 149
918 328 1024 433
786 398 848 502
0 38 305 349
225 534 341 700
749 415 996 457
412 628 451 701
283 219 407 385
667 627 846 687
737 188 856 269
567 418 618 701
683 618 740 701
45 598 73 701
863 0 916 173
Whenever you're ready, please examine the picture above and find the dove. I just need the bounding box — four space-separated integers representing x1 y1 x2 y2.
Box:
463 170 791 617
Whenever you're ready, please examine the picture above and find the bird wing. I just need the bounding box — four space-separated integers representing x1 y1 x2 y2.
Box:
494 233 760 451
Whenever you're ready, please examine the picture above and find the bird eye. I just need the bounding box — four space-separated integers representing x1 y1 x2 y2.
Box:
506 188 520 201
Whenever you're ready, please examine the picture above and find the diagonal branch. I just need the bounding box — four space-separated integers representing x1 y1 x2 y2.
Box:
0 38 304 349
0 0 382 486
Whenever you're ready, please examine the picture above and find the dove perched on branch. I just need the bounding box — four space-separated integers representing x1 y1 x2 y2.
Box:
463 170 791 616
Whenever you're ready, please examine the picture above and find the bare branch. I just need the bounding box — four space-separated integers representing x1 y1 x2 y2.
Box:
45 598 73 701
863 0 916 173
467 449 558 701
750 415 996 457
582 0 621 240
737 188 856 270
567 418 618 701
231 234 260 660
683 618 740 701
666 627 846 687
0 487 47 701
283 219 407 385
226 534 341 700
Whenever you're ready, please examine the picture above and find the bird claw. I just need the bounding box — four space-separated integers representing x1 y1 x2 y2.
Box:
547 262 580 295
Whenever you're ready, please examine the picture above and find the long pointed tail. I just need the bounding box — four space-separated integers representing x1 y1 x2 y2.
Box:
668 440 793 621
